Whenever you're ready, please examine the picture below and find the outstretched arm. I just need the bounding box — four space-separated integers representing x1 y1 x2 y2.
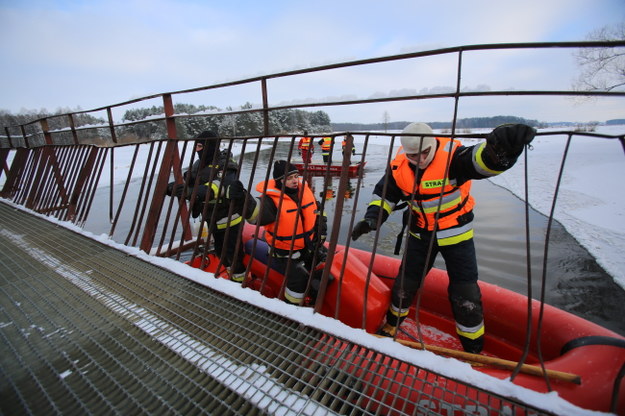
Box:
452 124 536 183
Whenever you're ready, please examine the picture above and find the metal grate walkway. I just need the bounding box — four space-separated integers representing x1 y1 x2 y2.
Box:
0 201 550 415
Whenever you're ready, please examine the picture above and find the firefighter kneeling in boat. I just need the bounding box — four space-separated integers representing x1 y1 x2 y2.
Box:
166 130 255 283
246 160 328 305
352 122 536 353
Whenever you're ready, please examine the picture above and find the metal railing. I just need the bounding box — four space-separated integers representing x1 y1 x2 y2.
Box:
2 40 624 245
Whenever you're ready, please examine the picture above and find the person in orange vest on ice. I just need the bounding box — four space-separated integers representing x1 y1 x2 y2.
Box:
247 160 328 305
318 136 333 163
320 188 336 201
344 180 355 199
298 131 314 163
351 122 536 353
342 138 356 156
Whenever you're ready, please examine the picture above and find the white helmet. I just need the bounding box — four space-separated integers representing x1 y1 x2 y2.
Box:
400 122 436 168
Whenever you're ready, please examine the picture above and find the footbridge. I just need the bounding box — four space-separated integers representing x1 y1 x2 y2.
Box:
1 201 554 415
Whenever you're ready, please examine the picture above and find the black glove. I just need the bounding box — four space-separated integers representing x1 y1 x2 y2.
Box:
316 245 328 263
191 197 203 218
224 180 246 200
166 181 175 196
351 218 377 241
486 124 536 161
317 213 328 243
172 183 187 199
195 185 208 202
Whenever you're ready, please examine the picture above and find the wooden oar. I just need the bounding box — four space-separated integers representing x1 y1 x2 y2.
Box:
373 334 581 385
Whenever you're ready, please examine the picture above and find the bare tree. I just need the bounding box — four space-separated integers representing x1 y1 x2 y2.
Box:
574 22 625 92
382 111 390 132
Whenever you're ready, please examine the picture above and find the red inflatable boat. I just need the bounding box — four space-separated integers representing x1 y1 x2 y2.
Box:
187 224 625 414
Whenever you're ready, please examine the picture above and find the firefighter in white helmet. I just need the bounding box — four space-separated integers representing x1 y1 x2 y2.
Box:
352 122 536 353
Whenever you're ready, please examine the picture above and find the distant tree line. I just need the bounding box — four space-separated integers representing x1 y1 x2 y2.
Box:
606 119 625 125
0 103 332 146
0 108 105 145
4 106 620 147
332 121 410 131
121 102 332 140
332 116 541 132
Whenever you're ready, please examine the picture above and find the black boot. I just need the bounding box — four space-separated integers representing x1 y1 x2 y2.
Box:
376 323 398 337
449 283 485 354
459 334 484 354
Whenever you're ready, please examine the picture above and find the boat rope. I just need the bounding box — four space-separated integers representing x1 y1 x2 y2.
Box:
561 335 625 354
612 360 625 414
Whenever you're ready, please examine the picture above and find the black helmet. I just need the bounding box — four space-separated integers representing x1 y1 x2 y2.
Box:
194 130 219 164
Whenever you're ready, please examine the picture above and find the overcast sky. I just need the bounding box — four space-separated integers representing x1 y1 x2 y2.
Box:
1 0 623 124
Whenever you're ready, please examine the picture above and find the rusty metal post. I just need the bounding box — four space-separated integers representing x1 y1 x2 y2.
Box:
11 131 37 205
314 134 355 316
20 125 29 149
4 126 14 148
24 119 52 210
0 148 28 199
66 146 102 222
0 148 9 180
1 127 12 186
36 119 74 214
261 78 269 136
68 114 79 145
107 107 118 144
139 94 181 253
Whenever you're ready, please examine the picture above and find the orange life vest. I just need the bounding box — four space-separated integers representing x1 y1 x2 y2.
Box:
299 137 312 149
342 139 355 155
391 137 474 239
321 137 332 152
255 179 318 251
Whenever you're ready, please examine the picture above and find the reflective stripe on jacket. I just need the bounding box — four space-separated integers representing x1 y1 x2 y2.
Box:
299 137 312 149
391 137 475 246
256 179 318 251
203 178 242 229
320 137 332 152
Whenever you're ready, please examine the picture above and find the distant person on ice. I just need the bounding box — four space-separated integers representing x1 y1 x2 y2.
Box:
298 131 314 164
166 130 255 283
318 136 333 163
342 137 356 156
351 122 536 353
